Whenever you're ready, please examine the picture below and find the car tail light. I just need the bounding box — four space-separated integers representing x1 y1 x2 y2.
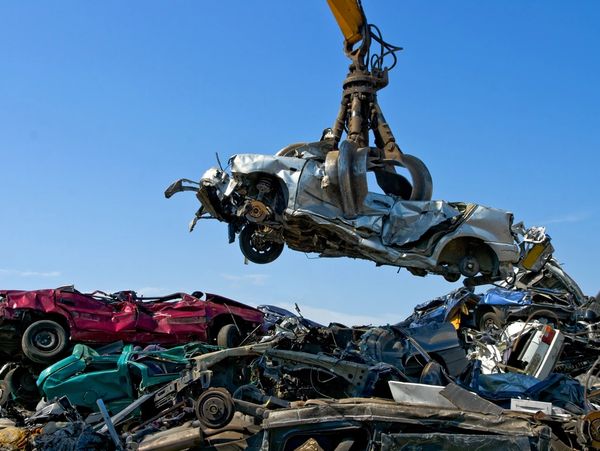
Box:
541 325 556 345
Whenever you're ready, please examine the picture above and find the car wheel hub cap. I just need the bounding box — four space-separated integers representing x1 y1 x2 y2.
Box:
195 389 234 429
203 398 225 420
251 236 270 253
35 330 57 350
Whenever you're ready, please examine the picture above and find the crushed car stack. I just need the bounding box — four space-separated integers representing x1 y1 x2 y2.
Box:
1 248 599 450
5 0 596 448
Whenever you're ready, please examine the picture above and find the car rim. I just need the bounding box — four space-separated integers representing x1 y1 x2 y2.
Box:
195 389 234 429
34 329 59 351
250 234 275 255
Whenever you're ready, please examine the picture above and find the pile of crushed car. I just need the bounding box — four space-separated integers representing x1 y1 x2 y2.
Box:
3 2 598 449
1 243 600 450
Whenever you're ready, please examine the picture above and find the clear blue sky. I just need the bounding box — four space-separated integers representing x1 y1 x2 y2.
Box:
1 1 599 324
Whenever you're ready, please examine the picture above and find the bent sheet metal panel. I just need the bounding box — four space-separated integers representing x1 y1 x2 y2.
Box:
294 158 461 245
230 153 305 209
261 399 551 448
381 433 531 450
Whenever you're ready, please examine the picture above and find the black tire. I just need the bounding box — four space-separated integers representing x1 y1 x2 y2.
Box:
21 319 68 364
217 324 241 348
239 224 284 264
443 272 461 283
5 367 39 406
479 311 503 331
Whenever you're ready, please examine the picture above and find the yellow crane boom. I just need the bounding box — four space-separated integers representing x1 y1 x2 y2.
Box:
327 0 364 46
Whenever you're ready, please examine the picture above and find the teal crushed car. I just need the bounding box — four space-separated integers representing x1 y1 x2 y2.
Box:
37 341 220 414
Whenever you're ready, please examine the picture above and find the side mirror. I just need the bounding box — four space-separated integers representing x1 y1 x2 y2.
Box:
164 179 200 198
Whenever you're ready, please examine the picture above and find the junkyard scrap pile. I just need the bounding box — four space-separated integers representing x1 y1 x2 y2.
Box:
3 0 599 449
1 261 600 449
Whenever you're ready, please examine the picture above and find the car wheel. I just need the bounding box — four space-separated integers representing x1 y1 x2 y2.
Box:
239 224 284 264
194 388 235 429
479 312 503 331
459 256 480 277
5 367 39 406
443 272 461 282
21 320 68 364
217 324 241 348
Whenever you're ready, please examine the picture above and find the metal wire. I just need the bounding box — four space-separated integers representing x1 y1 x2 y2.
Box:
309 367 336 399
583 356 600 406
367 24 402 71
509 309 562 353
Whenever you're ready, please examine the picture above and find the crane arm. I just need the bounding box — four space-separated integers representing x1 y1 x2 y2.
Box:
325 0 434 206
327 0 365 46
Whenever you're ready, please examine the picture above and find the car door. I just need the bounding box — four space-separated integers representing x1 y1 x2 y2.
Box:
149 294 208 341
59 291 120 342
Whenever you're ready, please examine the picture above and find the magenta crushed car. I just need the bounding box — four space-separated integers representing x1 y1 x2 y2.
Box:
0 286 263 365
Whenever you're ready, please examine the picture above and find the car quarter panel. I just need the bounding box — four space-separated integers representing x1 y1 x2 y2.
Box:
230 153 306 209
143 294 209 339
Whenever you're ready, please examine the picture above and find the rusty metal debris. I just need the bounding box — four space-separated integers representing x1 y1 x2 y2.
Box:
2 2 596 450
1 256 598 450
1 203 598 450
